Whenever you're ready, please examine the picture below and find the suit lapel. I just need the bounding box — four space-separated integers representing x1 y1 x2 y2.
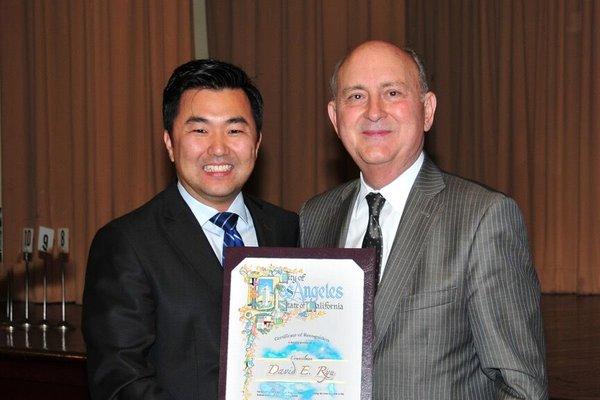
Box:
160 184 223 301
373 157 446 349
244 195 271 246
318 181 359 247
337 184 360 247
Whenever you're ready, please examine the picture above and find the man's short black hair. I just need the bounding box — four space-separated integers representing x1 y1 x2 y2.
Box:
163 59 263 133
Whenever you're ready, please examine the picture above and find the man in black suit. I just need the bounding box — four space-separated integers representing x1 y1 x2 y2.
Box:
82 59 299 400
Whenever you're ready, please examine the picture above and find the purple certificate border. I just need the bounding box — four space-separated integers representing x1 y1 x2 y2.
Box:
218 247 376 400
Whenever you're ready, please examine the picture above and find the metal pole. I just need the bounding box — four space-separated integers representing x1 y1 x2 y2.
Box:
5 270 9 318
22 254 31 329
38 255 50 329
56 253 72 330
42 261 47 319
61 258 66 321
1 267 15 332
8 269 12 323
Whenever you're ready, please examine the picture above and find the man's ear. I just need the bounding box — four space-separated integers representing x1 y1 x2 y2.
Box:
163 131 175 162
254 132 262 157
423 92 437 132
327 100 340 137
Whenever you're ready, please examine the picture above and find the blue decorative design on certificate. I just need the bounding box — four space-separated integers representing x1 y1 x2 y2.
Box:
262 340 342 360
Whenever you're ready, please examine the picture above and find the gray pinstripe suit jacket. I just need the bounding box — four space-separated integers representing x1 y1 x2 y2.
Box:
299 157 548 399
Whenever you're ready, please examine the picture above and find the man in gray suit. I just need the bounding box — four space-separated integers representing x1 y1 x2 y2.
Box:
300 40 548 399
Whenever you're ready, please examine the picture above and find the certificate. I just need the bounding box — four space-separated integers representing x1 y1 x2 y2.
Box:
219 248 375 400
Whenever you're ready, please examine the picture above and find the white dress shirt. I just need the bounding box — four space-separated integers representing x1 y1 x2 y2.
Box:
344 152 424 281
177 182 258 263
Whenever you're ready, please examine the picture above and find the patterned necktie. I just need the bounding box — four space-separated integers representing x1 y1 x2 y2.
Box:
210 212 245 265
362 192 386 292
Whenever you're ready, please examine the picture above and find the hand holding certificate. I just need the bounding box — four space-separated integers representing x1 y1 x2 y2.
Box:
219 248 375 400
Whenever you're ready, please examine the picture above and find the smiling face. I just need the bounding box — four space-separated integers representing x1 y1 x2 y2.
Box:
328 41 436 189
164 88 261 211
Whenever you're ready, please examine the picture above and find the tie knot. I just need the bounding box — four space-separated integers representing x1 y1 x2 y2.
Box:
365 192 385 218
210 212 239 231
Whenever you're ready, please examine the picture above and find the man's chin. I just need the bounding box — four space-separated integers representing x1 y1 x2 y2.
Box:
202 187 243 204
182 182 241 208
357 153 395 167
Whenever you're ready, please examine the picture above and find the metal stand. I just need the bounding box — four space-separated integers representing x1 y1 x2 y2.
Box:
20 254 32 329
42 328 48 350
4 269 8 317
2 267 15 332
24 327 30 348
60 327 67 351
37 254 50 330
5 329 14 347
56 254 72 330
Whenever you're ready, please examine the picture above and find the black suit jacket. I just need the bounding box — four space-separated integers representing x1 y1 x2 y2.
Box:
82 184 299 400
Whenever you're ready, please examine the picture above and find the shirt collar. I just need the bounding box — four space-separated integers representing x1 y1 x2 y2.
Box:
176 182 249 226
356 151 424 212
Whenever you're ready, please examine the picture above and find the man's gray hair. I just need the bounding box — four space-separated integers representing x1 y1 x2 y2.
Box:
329 46 430 99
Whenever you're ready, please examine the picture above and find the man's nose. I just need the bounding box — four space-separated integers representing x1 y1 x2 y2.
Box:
366 97 386 121
207 133 229 156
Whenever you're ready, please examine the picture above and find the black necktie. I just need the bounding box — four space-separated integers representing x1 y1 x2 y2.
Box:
362 192 385 292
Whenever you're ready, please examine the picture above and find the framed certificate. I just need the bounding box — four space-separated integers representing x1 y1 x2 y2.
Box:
219 247 376 400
